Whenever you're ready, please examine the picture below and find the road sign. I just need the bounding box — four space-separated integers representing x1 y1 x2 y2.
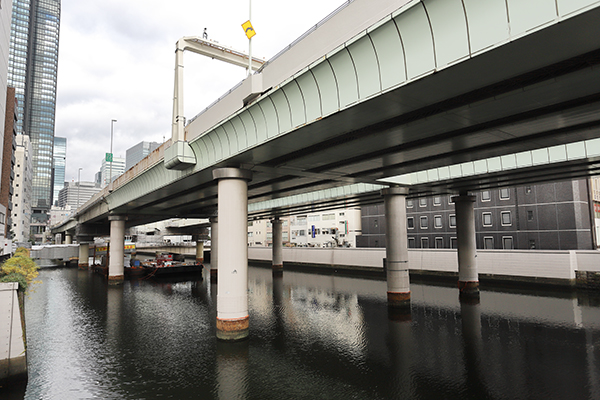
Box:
106 153 113 162
242 20 256 39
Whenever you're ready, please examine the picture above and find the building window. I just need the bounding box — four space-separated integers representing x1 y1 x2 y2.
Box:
502 236 514 249
407 217 414 229
499 188 510 200
407 199 414 208
449 214 456 228
484 237 494 249
374 219 378 228
501 211 512 226
419 198 427 207
481 190 491 201
527 210 534 221
450 237 457 249
408 237 416 248
435 237 443 248
420 216 428 229
482 212 492 227
421 237 429 248
433 196 441 206
434 215 442 228
525 186 532 194
529 239 536 249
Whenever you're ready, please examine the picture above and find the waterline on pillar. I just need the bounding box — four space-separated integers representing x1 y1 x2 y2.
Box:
458 281 480 301
216 316 249 341
108 275 124 285
387 291 411 308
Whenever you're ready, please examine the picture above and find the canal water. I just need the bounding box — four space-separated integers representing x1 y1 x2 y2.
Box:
7 265 600 399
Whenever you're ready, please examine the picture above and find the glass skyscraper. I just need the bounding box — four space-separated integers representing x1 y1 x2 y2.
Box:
8 0 61 236
52 136 66 206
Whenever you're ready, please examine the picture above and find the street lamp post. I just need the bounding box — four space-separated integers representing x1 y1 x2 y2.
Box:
109 119 117 185
77 167 83 209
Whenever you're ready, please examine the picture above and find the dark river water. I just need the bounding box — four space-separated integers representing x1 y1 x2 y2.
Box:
5 265 600 399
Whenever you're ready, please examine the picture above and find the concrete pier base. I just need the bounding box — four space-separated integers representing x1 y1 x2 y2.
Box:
382 186 411 308
213 168 252 341
210 216 218 283
272 217 283 271
216 316 250 341
108 215 127 284
453 194 480 299
78 243 89 269
196 240 204 264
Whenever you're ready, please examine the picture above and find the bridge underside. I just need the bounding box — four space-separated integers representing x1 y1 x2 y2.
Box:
75 5 600 230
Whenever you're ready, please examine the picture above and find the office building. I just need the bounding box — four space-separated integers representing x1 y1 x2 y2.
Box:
2 88 17 241
52 136 66 205
57 181 101 210
100 156 125 186
11 134 33 244
358 179 597 250
8 0 61 239
126 141 160 171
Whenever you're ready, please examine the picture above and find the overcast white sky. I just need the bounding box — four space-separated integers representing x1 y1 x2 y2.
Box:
55 0 346 183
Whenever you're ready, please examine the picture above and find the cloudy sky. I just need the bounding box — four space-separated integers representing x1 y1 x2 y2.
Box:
55 0 346 182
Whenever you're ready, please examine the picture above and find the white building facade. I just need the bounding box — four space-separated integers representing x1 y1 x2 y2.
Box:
58 181 101 209
11 134 32 244
100 156 125 186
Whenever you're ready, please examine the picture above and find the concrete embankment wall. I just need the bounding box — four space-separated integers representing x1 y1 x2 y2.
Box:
248 247 600 288
0 283 27 385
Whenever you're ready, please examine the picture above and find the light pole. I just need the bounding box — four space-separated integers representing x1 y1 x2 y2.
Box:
77 167 83 209
109 119 117 185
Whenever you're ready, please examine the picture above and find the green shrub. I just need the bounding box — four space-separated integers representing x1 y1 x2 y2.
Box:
0 247 39 293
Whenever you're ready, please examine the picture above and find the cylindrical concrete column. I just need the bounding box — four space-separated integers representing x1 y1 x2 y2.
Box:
210 216 219 282
382 186 411 308
213 168 252 341
452 194 480 298
78 243 90 269
196 240 204 264
65 234 72 244
55 233 62 244
108 215 127 284
272 217 283 271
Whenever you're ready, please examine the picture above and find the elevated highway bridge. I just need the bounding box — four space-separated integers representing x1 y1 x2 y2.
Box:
52 0 600 340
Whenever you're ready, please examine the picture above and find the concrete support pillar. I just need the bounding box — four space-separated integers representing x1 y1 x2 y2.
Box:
196 240 204 264
55 233 62 244
382 186 411 308
78 243 90 269
65 234 72 244
210 216 219 281
213 168 252 341
108 215 127 284
272 217 283 271
452 194 480 298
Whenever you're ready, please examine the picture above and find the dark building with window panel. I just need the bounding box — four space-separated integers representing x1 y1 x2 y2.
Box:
357 179 596 250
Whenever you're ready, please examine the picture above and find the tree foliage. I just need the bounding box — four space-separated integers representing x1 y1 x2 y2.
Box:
0 247 39 292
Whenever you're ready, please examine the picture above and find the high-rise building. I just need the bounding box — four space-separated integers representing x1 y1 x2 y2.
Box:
100 156 125 186
12 134 33 244
126 141 160 171
57 181 101 209
52 136 66 205
8 0 61 240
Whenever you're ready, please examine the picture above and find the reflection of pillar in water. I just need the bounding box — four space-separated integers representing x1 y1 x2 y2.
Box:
387 309 414 397
460 297 489 397
191 280 209 304
272 271 286 349
216 340 249 400
106 285 124 345
586 329 600 399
